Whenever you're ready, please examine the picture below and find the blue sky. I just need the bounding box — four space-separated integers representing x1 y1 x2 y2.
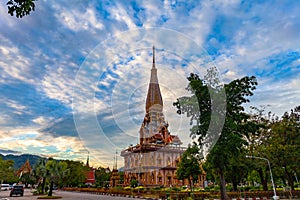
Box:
0 0 299 168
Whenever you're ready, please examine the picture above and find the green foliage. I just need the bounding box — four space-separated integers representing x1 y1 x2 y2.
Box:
45 159 68 196
176 144 202 189
62 160 87 187
174 70 258 199
0 157 17 183
7 0 37 18
267 106 300 190
33 158 47 193
130 179 138 188
246 105 300 190
95 166 111 188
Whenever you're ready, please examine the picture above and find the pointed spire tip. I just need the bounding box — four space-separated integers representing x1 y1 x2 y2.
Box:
152 45 155 66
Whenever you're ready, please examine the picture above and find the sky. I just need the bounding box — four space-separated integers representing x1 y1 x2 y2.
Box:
0 0 299 168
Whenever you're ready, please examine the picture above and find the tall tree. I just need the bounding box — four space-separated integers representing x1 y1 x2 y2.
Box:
245 106 273 190
174 70 257 200
95 167 111 188
46 159 68 196
0 157 16 183
225 150 249 191
267 106 300 190
247 106 300 191
62 160 87 187
33 158 47 193
176 144 203 192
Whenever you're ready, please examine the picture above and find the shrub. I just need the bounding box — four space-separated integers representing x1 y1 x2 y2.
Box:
130 179 138 188
124 186 131 191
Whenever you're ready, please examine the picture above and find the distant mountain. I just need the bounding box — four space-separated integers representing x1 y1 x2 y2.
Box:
0 154 44 169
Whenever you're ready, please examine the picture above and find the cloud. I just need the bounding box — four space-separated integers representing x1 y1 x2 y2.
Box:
0 129 87 160
0 0 299 167
55 4 104 32
0 148 21 155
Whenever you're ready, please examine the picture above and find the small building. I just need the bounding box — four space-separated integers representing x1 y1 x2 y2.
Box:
16 159 32 178
84 156 96 185
16 159 33 187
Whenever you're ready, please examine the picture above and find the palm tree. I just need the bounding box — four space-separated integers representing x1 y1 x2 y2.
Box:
46 159 68 196
33 158 47 194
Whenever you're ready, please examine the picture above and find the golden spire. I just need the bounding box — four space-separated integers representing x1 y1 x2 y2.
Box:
145 46 163 112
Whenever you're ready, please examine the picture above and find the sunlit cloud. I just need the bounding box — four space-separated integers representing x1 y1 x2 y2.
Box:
0 0 299 167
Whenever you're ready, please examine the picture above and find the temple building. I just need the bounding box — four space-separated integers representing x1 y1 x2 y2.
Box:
121 46 187 187
16 159 33 187
16 159 32 178
84 155 96 185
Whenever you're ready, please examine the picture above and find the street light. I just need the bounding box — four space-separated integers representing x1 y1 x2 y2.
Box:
246 155 279 200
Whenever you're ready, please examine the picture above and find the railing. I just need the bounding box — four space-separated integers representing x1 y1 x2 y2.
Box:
121 143 187 155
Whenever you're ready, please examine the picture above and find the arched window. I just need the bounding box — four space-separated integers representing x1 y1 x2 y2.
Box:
157 172 162 183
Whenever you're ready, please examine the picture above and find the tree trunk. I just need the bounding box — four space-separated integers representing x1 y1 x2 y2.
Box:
285 168 295 191
42 177 46 194
219 169 229 200
258 168 268 191
188 177 192 192
232 180 238 191
48 180 54 196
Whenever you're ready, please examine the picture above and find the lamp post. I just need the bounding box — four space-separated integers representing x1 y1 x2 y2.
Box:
246 155 279 200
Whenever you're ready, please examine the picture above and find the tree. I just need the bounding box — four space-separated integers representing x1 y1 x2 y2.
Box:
225 150 249 191
95 167 111 188
62 160 87 187
33 158 47 194
0 157 17 183
267 106 300 190
46 159 68 196
176 144 203 192
174 70 258 200
245 106 275 191
246 106 300 191
6 0 37 18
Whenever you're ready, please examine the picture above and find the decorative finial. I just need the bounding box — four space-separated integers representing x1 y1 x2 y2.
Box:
152 45 155 65
113 149 118 170
86 151 90 167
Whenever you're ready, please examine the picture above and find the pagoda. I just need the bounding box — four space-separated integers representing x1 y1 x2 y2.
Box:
109 151 120 187
121 46 186 187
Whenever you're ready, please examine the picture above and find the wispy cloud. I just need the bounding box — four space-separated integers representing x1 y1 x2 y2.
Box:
0 0 299 167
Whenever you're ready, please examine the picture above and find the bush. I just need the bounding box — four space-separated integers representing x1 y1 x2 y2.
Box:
130 179 138 188
124 186 131 191
133 186 144 192
171 187 180 191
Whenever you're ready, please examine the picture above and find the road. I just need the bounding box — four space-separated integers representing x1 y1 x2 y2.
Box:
0 189 145 200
